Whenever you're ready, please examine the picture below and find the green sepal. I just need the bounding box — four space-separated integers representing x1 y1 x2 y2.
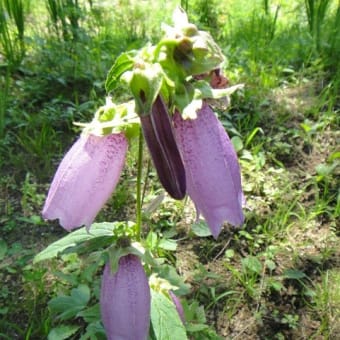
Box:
76 98 140 140
189 31 225 75
107 241 159 275
194 81 244 100
123 63 164 116
176 82 244 119
158 8 225 77
105 51 136 93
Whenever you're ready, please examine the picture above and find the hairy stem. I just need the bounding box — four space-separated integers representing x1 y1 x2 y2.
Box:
136 127 144 240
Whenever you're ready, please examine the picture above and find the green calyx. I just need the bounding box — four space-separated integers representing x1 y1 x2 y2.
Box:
122 62 164 116
76 97 140 140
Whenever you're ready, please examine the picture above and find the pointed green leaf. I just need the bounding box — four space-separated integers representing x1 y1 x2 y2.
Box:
34 222 120 263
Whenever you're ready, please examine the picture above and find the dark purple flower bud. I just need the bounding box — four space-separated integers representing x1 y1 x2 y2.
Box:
173 103 244 238
100 255 151 340
169 290 185 324
140 95 186 199
42 133 127 231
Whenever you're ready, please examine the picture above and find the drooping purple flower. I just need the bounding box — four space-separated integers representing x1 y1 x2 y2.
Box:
173 103 244 239
42 133 127 231
140 95 186 200
100 255 151 340
169 290 185 324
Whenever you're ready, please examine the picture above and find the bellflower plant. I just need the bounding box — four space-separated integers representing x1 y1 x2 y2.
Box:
37 7 246 339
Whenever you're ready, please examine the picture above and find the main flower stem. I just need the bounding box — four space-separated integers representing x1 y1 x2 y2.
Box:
136 127 144 241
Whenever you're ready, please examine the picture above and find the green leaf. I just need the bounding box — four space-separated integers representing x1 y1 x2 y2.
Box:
245 127 263 147
231 136 243 152
283 269 306 280
158 238 177 251
191 220 211 237
155 264 191 295
269 280 284 292
48 284 91 321
146 231 158 250
151 289 188 340
34 222 118 263
224 249 235 259
77 303 101 323
48 325 80 340
105 52 135 92
328 151 340 162
80 321 106 340
315 162 338 178
242 256 262 275
265 259 276 271
185 323 209 332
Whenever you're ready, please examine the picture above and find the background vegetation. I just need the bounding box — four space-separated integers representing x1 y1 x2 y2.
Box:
0 0 339 339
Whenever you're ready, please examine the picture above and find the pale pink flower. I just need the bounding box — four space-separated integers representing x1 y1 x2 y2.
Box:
173 103 244 238
42 133 127 231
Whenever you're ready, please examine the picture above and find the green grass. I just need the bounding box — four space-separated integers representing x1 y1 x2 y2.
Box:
0 0 339 338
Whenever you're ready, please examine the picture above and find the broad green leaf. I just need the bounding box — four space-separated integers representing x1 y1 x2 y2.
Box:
34 222 118 263
283 269 306 280
48 325 80 340
191 220 211 237
80 321 106 340
158 238 177 251
151 289 188 340
231 136 243 152
48 284 91 321
155 264 190 295
77 303 100 323
241 256 262 275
